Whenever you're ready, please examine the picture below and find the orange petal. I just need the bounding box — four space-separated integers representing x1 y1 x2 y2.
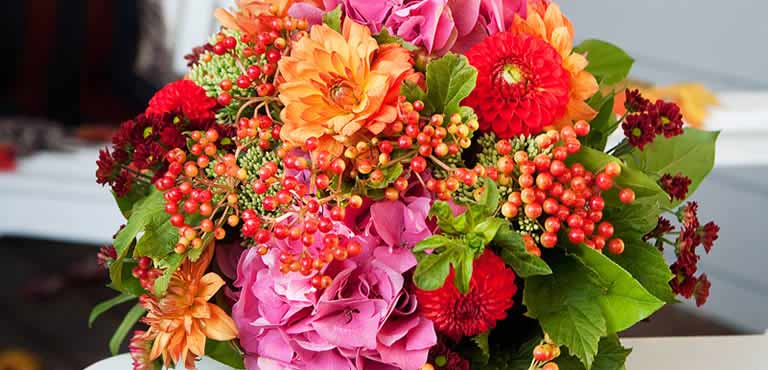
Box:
202 304 239 341
199 272 226 301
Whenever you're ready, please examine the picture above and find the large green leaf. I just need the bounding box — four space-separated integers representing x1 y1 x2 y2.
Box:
109 304 146 355
400 80 427 102
414 243 474 293
621 128 719 207
575 39 634 85
206 340 245 369
424 53 478 116
89 292 135 327
608 239 675 303
113 182 151 219
571 244 664 333
429 201 467 234
153 253 185 296
524 246 662 368
113 188 173 259
558 334 632 370
493 226 552 278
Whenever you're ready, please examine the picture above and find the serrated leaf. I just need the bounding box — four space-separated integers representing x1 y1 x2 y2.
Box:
471 331 491 364
571 244 664 333
400 80 427 102
558 334 632 370
113 182 151 219
477 179 500 215
153 253 185 296
424 53 478 116
609 239 675 303
621 128 719 207
373 28 418 51
494 226 551 278
113 188 173 261
429 201 464 234
206 340 245 369
109 304 146 355
89 293 135 327
412 235 452 253
575 39 634 85
413 244 466 291
322 5 342 33
583 94 617 151
475 218 505 244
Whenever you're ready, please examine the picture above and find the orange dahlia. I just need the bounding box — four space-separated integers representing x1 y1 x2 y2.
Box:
278 19 414 154
512 2 599 128
215 0 320 35
140 246 238 369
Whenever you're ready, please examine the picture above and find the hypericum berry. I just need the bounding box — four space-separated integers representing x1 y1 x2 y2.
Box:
607 238 625 254
411 156 427 173
618 188 636 204
501 202 519 218
568 228 585 244
217 92 232 106
604 162 622 177
597 222 614 238
542 362 560 370
595 173 613 190
533 345 554 362
573 120 591 136
524 203 543 219
541 232 558 248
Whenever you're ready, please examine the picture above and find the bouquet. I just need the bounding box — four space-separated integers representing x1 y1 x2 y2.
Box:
92 1 721 369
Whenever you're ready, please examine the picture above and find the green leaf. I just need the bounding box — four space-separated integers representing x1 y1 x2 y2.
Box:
475 218 505 244
583 94 617 151
470 331 491 365
108 259 145 296
575 39 634 85
609 239 675 303
477 179 501 215
113 182 151 219
134 220 177 259
493 226 551 278
89 293 135 327
413 243 465 291
452 247 474 294
206 340 245 369
322 5 342 33
109 304 146 355
412 235 452 253
621 128 719 207
153 253 185 296
424 53 478 116
368 163 404 189
524 246 662 368
571 244 664 333
429 201 465 234
400 80 427 103
374 28 418 51
558 334 632 370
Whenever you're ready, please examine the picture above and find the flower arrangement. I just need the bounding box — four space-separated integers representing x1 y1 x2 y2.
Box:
92 1 721 369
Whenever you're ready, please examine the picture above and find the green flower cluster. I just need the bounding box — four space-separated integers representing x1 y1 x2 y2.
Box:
188 29 263 123
236 146 281 216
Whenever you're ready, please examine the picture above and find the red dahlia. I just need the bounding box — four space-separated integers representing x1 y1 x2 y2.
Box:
146 80 217 121
416 249 517 341
463 32 570 138
659 173 692 201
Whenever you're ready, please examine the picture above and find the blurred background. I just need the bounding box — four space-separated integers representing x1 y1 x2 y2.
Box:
0 1 765 369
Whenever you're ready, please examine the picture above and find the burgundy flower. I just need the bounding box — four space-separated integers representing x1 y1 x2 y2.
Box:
679 201 700 229
700 221 720 253
624 89 650 113
643 217 675 242
694 274 711 306
654 100 684 138
97 245 117 269
96 149 117 185
659 173 692 201
428 342 470 370
622 111 658 150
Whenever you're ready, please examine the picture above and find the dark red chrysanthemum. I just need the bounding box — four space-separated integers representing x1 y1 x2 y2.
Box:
654 100 684 138
97 245 117 269
659 173 692 201
463 32 570 138
185 43 214 67
694 274 711 306
96 149 117 185
428 342 470 370
643 217 675 242
624 89 651 113
679 201 700 228
700 221 720 253
622 111 657 150
146 80 217 121
416 249 517 341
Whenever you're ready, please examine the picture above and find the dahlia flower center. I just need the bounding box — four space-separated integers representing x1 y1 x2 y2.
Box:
453 292 481 321
330 81 360 110
502 63 526 85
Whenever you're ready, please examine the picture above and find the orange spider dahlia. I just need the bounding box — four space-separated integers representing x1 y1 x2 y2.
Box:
512 2 599 128
140 246 238 369
278 19 414 154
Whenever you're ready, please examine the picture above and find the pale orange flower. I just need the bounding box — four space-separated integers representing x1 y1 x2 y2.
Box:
141 245 238 369
512 2 599 128
278 19 414 154
215 0 320 35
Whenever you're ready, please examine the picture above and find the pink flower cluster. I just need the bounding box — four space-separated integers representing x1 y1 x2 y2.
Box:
232 217 436 370
289 0 528 53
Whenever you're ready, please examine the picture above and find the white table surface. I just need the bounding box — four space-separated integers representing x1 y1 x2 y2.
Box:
84 333 768 370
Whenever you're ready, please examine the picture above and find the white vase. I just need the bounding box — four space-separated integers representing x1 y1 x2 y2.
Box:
83 354 235 370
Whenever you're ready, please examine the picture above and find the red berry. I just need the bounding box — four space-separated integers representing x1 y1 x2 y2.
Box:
223 36 237 49
550 160 567 177
588 195 605 211
411 156 427 173
217 92 232 106
604 162 622 177
597 222 614 238
524 203 543 219
608 238 625 254
542 198 559 215
618 188 636 204
541 232 558 248
237 75 251 88
595 173 613 190
567 214 584 229
574 120 591 136
544 217 561 232
170 213 185 227
246 65 262 79
568 228 586 244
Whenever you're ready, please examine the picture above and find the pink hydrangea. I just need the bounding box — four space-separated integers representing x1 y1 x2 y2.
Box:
232 221 436 370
